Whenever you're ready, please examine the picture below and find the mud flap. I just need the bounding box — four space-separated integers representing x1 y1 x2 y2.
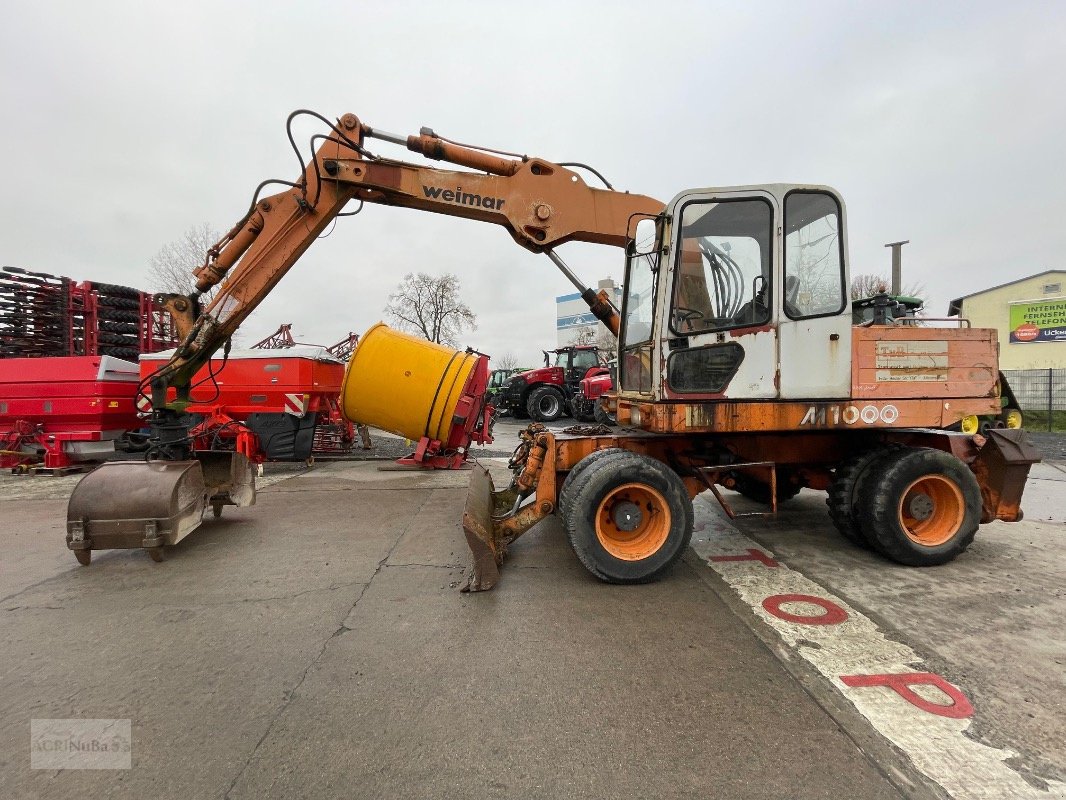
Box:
66 460 208 555
971 428 1042 523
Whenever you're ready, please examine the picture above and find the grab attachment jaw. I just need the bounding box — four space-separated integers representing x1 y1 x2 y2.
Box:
461 425 557 592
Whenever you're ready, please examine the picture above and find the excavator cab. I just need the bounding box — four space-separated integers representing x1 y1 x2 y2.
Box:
616 185 853 406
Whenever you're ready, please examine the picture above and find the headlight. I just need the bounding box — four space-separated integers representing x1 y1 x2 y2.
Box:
630 406 642 426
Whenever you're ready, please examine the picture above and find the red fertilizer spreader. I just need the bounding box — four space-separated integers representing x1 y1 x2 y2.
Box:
0 355 141 472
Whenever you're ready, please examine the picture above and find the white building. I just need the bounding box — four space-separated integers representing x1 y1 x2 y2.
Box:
556 278 622 347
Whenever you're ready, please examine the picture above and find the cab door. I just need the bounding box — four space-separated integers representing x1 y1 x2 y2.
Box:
777 190 851 398
661 190 779 400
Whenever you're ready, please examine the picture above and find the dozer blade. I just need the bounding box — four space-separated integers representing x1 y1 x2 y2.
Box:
461 463 502 592
66 460 208 560
460 461 550 592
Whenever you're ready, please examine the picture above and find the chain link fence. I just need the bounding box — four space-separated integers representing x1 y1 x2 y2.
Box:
1002 368 1066 432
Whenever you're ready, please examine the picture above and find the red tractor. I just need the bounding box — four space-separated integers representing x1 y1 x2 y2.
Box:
572 358 616 425
498 346 606 422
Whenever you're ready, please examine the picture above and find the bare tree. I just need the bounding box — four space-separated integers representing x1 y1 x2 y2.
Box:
384 272 476 346
595 326 618 359
850 272 926 301
148 223 220 297
570 326 597 347
494 351 520 371
569 324 617 358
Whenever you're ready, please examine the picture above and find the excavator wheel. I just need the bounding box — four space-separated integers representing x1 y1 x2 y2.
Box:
859 448 981 567
527 386 565 422
563 450 692 584
559 448 628 524
827 445 902 550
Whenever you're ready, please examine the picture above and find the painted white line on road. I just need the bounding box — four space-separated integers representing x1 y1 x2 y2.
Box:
689 497 1066 800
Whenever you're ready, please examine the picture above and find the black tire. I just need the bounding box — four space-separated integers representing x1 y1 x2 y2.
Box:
99 346 140 361
593 402 616 426
730 471 802 505
827 447 899 548
527 385 565 422
98 310 139 323
91 282 141 299
564 450 693 584
559 448 628 524
859 448 981 566
97 332 138 346
97 296 140 310
511 406 530 420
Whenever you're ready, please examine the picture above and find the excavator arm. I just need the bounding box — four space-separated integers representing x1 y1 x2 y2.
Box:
154 112 663 403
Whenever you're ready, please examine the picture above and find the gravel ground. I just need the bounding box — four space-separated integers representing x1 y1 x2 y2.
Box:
1024 431 1066 462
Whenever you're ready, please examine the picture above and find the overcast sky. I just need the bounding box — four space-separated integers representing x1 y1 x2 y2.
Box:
3 1 1064 366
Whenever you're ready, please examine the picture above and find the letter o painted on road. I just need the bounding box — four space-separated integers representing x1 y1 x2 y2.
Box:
762 593 849 625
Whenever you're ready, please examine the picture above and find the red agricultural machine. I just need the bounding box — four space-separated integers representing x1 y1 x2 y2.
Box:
139 344 357 464
0 266 179 472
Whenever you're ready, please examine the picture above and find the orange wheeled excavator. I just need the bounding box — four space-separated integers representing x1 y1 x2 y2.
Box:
65 110 1038 590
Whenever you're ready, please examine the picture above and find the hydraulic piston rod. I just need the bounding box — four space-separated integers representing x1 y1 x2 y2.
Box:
545 249 621 337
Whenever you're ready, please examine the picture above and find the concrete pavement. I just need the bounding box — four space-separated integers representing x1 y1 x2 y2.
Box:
2 461 903 800
3 420 1063 798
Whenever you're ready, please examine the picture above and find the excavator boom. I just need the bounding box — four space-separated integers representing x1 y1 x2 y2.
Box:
154 113 660 396
67 110 663 573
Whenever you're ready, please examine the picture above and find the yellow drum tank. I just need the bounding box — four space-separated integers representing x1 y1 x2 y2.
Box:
341 322 479 443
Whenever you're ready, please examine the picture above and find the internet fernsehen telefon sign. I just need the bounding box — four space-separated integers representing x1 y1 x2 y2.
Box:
1009 298 1066 344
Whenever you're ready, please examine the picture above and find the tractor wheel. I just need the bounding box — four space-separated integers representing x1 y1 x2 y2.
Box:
730 471 802 506
573 406 596 423
1001 408 1023 429
859 448 981 566
564 450 692 584
827 447 900 549
559 448 628 524
593 402 616 427
527 386 565 422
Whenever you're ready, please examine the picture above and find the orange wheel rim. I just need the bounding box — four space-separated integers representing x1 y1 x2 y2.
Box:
897 475 965 547
595 483 670 561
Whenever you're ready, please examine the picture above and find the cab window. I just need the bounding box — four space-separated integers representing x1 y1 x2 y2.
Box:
619 235 658 393
572 349 599 370
671 198 773 334
783 192 846 319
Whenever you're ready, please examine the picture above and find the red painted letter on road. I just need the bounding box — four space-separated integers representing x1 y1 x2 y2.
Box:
840 672 974 719
709 548 779 568
762 594 848 625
